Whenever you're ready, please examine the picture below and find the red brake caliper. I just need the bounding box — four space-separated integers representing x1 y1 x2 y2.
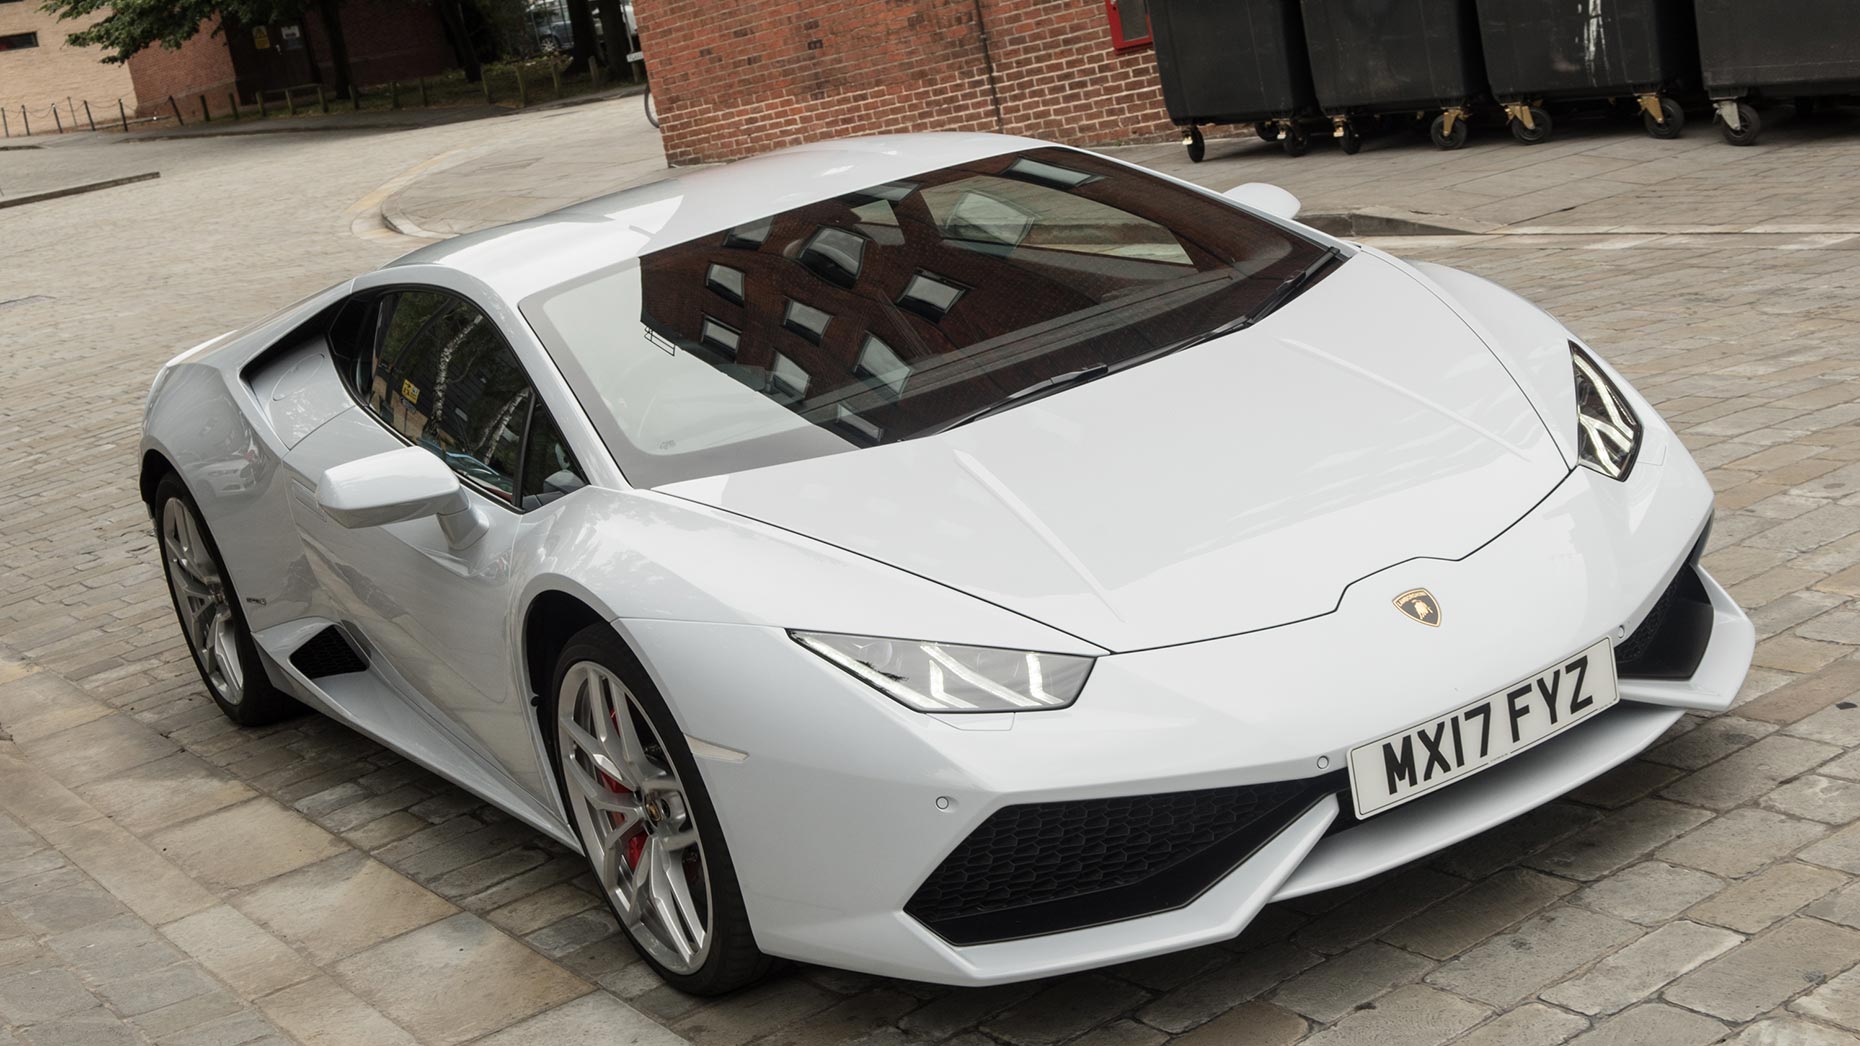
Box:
600 708 647 871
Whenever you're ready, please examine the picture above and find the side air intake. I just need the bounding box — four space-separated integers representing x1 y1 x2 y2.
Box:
289 626 369 678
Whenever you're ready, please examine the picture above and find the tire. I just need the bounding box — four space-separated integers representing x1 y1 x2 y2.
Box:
643 87 660 129
539 34 561 53
1185 126 1205 163
1256 121 1280 142
1509 107 1552 144
153 473 299 726
1429 114 1469 150
1338 124 1361 154
1281 125 1309 157
1643 97 1684 139
547 624 772 995
1718 102 1761 146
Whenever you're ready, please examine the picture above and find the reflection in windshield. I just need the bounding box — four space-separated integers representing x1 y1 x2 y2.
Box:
526 147 1330 487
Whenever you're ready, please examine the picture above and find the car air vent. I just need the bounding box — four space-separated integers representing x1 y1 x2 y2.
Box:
906 778 1331 946
1614 564 1713 681
289 626 369 678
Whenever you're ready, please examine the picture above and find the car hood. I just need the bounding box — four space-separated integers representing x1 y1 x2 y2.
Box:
657 252 1571 652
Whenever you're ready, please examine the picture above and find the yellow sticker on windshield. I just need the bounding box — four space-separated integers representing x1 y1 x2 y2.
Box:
400 379 420 404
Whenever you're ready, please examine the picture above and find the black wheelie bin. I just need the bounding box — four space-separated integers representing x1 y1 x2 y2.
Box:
1149 0 1324 159
1475 0 1697 144
1694 0 1860 146
1300 0 1488 150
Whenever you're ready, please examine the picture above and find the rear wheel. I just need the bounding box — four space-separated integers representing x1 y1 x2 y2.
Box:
1509 107 1552 144
1643 96 1684 138
153 473 297 726
549 625 771 995
1338 123 1361 154
1429 113 1469 150
1280 124 1309 157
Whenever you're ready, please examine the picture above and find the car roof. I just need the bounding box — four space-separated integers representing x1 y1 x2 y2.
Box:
385 131 1053 303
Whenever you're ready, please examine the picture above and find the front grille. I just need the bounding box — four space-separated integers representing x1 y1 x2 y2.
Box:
289 626 368 678
906 779 1330 945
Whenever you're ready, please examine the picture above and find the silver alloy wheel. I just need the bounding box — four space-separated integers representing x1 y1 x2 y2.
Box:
557 661 713 973
160 498 244 706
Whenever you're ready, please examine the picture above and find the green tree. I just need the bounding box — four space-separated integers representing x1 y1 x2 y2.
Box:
42 0 367 97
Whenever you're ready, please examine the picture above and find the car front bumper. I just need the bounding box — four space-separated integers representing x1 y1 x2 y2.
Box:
620 425 1754 985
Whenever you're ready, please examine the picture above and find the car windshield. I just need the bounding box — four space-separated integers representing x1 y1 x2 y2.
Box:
521 147 1331 487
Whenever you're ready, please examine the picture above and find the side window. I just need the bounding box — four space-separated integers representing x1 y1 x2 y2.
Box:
366 291 534 505
521 407 588 510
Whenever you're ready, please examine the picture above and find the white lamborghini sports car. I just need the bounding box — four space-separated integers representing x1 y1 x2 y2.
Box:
141 133 1754 994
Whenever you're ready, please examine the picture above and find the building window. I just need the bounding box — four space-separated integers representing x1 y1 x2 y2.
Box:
705 263 746 305
782 299 832 343
0 32 40 52
1104 0 1151 51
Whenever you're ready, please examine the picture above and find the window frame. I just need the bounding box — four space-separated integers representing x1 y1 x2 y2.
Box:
1103 0 1151 51
325 285 581 514
0 31 40 51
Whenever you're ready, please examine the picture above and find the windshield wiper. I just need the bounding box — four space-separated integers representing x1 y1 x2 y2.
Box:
922 363 1111 435
1149 246 1347 361
1247 245 1346 328
918 247 1344 438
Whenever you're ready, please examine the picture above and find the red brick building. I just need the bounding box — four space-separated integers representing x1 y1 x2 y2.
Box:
633 0 1176 165
126 2 454 119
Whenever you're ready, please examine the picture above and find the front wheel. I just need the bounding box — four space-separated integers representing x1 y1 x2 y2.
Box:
1718 101 1760 146
154 473 298 726
549 625 771 995
1281 125 1309 157
1429 113 1469 150
1184 125 1205 163
1338 124 1361 154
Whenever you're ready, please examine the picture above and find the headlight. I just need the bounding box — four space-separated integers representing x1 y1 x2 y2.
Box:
792 631 1093 713
1571 342 1640 481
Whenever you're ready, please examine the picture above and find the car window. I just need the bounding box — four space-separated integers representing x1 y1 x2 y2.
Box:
365 290 534 504
520 406 588 510
522 146 1323 488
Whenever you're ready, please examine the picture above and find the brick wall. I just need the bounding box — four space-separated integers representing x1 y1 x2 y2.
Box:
0 4 137 126
124 17 236 118
632 0 1175 165
301 2 454 89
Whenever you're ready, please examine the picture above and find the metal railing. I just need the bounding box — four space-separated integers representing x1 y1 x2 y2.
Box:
1 57 642 139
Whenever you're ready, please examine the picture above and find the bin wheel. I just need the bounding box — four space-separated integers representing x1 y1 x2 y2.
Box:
1509 107 1552 144
1338 124 1361 154
1429 114 1469 150
1257 121 1281 142
1717 102 1760 146
1643 97 1684 139
1281 126 1310 157
1185 126 1206 163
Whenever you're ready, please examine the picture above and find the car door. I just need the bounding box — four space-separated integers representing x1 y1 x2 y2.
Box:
283 286 588 799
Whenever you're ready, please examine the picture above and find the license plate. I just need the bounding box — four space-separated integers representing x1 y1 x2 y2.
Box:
1347 638 1619 819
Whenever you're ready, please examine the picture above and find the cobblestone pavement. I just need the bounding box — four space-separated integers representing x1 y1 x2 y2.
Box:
7 97 1860 1045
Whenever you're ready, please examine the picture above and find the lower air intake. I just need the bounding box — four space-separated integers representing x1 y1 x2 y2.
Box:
289 626 368 678
906 779 1329 945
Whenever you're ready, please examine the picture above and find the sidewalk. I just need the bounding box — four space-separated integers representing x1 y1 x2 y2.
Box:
0 657 686 1046
374 100 1860 245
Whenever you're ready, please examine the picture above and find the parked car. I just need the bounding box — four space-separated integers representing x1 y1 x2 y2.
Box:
141 132 1753 995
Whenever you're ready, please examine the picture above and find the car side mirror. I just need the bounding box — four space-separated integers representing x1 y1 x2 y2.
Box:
316 446 488 549
1223 183 1302 221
